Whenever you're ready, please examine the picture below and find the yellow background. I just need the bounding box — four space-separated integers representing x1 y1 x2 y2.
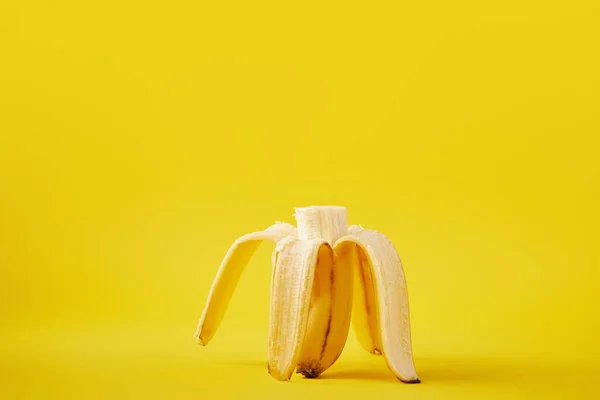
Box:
1 1 599 398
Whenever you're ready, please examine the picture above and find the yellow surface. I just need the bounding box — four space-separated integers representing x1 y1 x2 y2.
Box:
1 1 599 398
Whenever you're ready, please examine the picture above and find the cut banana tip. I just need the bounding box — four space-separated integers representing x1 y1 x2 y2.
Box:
194 206 420 383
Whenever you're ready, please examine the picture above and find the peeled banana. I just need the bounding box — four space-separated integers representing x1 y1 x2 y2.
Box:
194 206 420 383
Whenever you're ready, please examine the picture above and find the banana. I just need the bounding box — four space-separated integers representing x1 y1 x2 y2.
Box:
194 221 296 345
337 226 420 383
194 206 420 383
295 208 354 379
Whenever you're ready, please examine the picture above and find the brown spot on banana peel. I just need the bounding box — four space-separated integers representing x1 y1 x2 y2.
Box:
399 377 422 384
297 362 322 378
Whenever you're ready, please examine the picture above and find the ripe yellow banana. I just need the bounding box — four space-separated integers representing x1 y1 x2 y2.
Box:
194 206 420 383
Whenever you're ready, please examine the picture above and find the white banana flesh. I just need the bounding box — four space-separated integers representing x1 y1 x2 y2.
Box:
194 206 420 383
